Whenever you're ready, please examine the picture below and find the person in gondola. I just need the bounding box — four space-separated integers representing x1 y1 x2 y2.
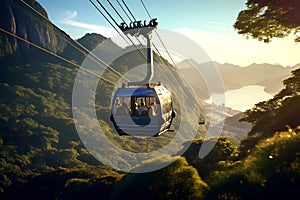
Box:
131 102 139 116
140 99 145 106
138 102 148 115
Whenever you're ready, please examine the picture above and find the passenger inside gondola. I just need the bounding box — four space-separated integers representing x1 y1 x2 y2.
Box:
131 102 139 116
138 101 148 115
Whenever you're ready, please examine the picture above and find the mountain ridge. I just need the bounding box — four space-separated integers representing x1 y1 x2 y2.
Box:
178 60 299 100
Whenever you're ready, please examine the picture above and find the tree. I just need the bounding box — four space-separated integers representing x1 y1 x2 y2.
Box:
239 68 300 155
234 0 300 42
183 137 239 180
3 167 123 200
110 156 209 200
206 128 300 200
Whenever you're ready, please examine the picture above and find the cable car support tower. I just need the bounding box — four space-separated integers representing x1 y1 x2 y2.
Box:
118 19 158 86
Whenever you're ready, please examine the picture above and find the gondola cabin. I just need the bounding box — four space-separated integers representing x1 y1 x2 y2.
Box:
110 84 176 136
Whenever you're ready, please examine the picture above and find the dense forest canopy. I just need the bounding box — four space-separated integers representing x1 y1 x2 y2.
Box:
234 0 300 42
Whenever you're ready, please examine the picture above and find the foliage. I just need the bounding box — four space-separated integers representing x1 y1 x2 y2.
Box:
240 68 300 156
4 166 123 200
111 156 209 200
183 137 239 180
0 62 97 195
234 0 300 42
205 127 300 199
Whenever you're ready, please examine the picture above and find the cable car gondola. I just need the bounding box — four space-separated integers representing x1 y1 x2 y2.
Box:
110 83 176 136
110 19 176 136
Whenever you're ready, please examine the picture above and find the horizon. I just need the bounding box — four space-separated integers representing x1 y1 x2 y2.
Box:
67 31 300 68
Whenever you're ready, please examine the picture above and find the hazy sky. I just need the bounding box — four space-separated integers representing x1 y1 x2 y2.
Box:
37 0 299 67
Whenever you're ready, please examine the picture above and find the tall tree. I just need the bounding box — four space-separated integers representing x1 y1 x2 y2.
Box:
234 0 300 42
239 68 300 156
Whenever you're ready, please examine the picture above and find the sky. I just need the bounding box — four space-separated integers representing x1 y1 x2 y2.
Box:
36 0 300 67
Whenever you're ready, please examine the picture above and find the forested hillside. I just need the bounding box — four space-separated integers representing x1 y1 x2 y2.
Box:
1 0 300 199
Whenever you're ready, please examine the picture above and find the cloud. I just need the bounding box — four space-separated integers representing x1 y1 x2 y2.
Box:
59 10 116 38
177 28 299 67
193 20 234 34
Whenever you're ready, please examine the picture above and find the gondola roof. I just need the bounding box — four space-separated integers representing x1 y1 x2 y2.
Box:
116 87 156 97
